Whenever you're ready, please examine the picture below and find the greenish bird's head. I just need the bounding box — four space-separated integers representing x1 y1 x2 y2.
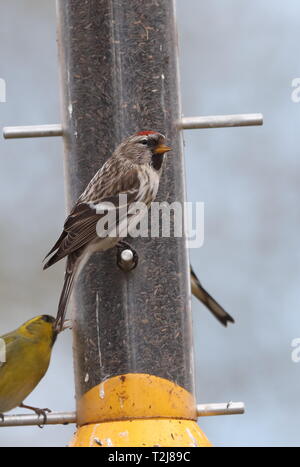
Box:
20 315 57 346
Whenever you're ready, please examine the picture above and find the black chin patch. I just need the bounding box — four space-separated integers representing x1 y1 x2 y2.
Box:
151 153 164 171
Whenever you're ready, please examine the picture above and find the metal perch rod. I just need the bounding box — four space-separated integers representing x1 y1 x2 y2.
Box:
3 113 263 139
3 124 63 139
197 402 245 417
0 403 245 427
179 113 263 129
0 412 76 427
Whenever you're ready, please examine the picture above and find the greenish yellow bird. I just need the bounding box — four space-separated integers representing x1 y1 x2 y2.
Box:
0 315 57 420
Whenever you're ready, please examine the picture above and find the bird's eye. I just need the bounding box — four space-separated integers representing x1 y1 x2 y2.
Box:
141 139 148 145
42 315 55 324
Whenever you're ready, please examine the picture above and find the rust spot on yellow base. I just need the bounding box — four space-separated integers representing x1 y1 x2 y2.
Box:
77 373 197 425
70 419 212 447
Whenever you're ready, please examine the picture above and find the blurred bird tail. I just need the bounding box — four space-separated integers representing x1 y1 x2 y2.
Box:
190 267 234 327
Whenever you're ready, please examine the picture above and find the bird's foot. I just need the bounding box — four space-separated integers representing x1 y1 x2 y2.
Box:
116 241 139 271
19 403 51 428
0 413 4 423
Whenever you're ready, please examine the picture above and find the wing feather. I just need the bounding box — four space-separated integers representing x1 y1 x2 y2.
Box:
44 161 141 269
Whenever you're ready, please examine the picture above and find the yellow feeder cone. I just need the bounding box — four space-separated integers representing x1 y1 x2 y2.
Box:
71 419 211 447
71 374 211 447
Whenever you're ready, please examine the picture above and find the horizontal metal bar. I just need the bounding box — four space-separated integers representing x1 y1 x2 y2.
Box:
197 402 245 417
0 402 244 427
3 124 63 139
0 411 76 427
179 113 263 129
3 113 263 140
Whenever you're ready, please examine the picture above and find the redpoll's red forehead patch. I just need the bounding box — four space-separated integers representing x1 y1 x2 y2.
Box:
136 130 157 136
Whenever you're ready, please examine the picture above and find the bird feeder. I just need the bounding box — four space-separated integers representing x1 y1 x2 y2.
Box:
56 0 208 447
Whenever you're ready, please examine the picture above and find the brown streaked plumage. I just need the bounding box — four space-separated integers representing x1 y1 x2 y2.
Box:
44 131 171 330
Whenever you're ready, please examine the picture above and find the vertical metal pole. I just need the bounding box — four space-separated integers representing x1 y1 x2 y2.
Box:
56 0 210 447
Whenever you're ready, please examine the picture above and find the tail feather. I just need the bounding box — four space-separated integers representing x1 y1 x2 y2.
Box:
190 266 234 327
55 256 78 331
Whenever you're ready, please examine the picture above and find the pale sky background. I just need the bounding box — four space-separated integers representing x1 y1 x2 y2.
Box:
0 0 300 447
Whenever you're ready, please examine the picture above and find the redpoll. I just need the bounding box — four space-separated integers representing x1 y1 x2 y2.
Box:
44 131 171 330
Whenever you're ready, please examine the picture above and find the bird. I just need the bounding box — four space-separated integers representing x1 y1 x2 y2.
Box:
43 131 171 330
0 315 58 423
190 266 234 326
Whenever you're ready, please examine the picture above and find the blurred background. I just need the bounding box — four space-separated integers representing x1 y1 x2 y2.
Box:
0 0 299 447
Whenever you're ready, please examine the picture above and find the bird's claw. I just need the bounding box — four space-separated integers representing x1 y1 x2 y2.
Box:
35 408 51 428
20 403 51 428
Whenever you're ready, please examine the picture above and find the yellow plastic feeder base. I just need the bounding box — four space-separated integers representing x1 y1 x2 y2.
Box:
70 419 212 447
70 373 212 447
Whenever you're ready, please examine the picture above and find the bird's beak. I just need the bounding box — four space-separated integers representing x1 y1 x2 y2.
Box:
153 144 172 155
